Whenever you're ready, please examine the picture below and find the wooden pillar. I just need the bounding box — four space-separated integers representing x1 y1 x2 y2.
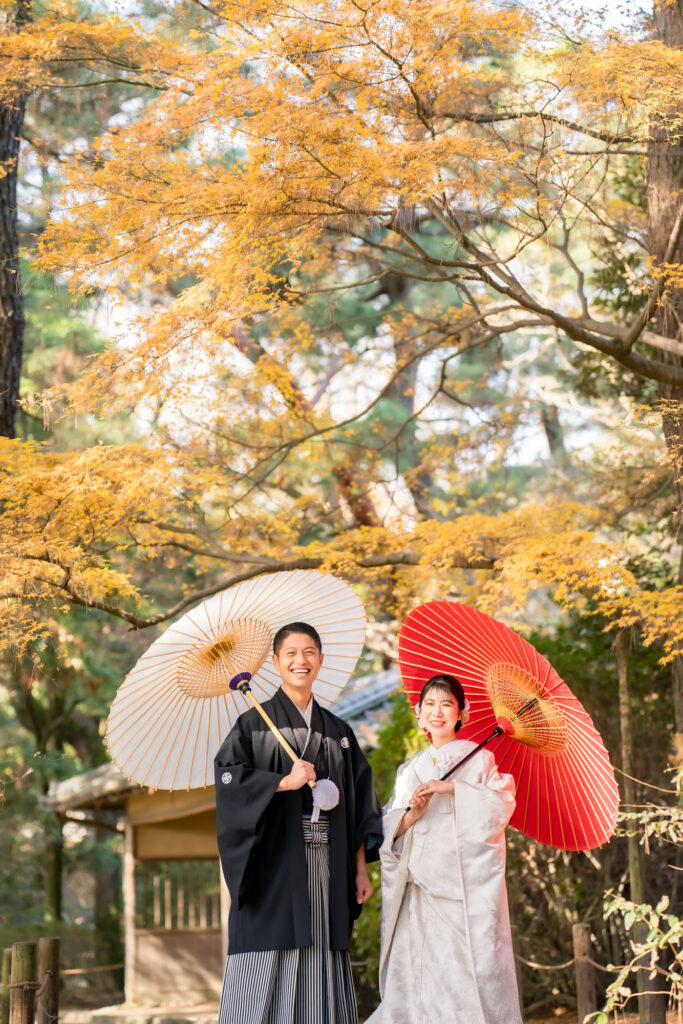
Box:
36 938 59 1024
123 821 136 1005
9 942 36 1024
573 923 597 1024
219 865 230 963
2 948 11 1024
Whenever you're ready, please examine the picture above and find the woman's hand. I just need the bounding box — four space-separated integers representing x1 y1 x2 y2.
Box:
415 779 455 797
395 785 433 836
395 779 455 837
276 759 316 791
408 784 435 817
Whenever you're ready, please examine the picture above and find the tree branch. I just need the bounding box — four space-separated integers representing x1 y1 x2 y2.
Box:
440 109 636 146
20 549 496 631
622 201 683 351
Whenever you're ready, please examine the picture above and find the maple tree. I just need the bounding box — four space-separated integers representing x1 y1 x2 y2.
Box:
4 7 683 1011
0 0 681 739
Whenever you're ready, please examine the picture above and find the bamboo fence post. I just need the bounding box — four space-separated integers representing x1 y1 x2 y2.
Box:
2 948 11 1024
9 942 36 1024
573 923 597 1024
188 866 196 928
36 938 59 1024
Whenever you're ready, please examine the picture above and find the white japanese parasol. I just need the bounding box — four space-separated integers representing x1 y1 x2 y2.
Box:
106 570 366 790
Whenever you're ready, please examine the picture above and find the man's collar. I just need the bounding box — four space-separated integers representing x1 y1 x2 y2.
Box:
277 684 315 720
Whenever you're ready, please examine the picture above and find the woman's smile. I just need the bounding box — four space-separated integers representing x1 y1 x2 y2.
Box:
420 688 461 747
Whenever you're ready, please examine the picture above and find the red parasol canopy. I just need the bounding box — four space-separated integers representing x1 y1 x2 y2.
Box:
398 600 619 851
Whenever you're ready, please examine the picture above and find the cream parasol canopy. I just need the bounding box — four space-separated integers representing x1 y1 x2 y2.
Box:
106 570 366 790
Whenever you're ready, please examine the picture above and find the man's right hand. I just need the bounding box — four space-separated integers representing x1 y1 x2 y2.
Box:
276 759 316 791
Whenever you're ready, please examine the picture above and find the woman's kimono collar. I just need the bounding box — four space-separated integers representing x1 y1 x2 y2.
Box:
414 739 472 782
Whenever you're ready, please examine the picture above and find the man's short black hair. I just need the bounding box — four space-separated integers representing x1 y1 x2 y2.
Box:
273 622 323 656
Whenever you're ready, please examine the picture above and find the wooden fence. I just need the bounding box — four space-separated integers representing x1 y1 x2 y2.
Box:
1 939 59 1024
0 926 632 1023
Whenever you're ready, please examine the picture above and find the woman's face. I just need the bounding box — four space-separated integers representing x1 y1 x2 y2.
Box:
420 686 461 743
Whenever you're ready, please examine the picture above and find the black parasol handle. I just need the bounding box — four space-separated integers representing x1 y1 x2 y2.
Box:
439 725 505 781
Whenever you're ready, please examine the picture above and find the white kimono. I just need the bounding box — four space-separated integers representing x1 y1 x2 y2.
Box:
366 739 522 1024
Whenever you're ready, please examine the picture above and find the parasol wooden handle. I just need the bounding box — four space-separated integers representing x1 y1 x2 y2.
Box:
236 679 316 790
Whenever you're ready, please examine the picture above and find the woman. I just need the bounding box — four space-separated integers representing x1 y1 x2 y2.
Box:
367 674 522 1024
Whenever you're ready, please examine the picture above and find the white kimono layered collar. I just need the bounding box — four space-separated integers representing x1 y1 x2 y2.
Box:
414 739 464 782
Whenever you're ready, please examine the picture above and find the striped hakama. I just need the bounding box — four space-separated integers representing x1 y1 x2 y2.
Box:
218 816 358 1024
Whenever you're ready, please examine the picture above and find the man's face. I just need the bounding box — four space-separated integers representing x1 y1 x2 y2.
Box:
272 632 323 701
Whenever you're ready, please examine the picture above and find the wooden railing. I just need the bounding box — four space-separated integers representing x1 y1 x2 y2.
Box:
135 860 222 931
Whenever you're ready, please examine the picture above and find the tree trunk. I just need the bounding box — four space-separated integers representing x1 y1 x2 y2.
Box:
44 814 63 924
615 630 667 1024
615 631 646 1018
8 662 65 923
0 0 29 438
94 821 123 994
615 632 640 893
377 273 436 517
541 404 568 463
647 0 683 763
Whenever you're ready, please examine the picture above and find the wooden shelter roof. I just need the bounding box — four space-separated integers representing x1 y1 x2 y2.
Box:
48 762 140 813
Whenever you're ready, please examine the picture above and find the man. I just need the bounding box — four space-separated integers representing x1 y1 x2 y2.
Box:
214 621 383 1024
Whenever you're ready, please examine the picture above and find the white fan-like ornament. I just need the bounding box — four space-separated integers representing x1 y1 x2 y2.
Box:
106 570 366 790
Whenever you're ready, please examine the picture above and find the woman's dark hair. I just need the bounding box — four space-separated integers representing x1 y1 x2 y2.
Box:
273 621 322 656
420 674 466 732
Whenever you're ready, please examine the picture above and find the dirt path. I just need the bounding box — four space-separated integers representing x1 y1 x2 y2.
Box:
527 1012 679 1024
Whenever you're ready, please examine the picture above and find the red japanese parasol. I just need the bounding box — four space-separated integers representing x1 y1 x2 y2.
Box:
398 600 619 851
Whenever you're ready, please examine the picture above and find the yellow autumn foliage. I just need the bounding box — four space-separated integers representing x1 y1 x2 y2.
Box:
0 0 681 666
